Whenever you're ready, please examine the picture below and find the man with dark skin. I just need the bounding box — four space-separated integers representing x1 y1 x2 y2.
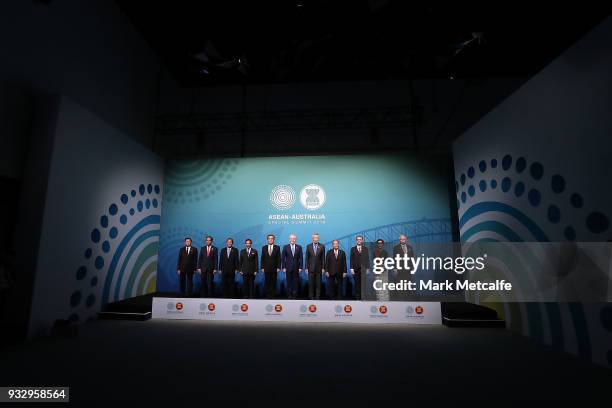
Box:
350 235 370 300
373 239 390 301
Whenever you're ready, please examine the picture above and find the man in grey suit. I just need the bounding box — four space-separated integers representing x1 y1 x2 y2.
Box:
392 234 414 300
305 233 325 300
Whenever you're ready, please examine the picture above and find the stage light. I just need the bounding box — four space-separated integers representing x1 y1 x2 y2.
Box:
472 32 485 44
452 32 486 56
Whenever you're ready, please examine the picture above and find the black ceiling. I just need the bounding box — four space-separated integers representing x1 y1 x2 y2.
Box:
117 1 611 87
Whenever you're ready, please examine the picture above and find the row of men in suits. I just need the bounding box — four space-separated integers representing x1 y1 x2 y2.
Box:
176 233 414 300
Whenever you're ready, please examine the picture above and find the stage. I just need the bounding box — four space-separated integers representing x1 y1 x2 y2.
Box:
152 297 442 324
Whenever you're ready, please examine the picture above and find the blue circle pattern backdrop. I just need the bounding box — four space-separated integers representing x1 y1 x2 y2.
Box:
455 154 612 367
69 183 162 323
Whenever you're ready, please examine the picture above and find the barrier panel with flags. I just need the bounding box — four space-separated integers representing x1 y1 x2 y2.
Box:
152 297 441 324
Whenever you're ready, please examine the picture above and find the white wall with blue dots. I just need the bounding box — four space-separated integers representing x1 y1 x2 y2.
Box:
28 96 164 338
452 17 612 367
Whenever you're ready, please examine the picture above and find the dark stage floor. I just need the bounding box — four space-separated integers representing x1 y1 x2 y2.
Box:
0 320 610 406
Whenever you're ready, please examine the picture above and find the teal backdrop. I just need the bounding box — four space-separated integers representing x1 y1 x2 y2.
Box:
157 154 453 294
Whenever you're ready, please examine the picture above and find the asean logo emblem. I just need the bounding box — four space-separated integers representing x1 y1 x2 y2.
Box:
300 184 326 211
379 305 388 314
270 185 296 210
175 302 183 310
208 303 216 311
241 304 249 312
274 304 283 313
308 304 317 313
415 306 424 314
344 305 352 313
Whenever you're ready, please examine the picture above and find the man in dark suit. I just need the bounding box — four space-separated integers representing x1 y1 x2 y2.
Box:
239 239 258 299
219 238 239 298
281 234 303 299
177 237 198 295
197 235 217 298
350 235 370 300
261 234 281 299
305 233 325 300
325 240 347 300
392 234 414 300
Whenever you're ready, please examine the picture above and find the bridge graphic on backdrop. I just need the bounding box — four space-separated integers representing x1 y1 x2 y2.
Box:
322 217 453 249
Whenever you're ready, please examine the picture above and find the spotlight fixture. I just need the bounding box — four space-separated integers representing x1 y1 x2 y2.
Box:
453 32 486 56
193 40 249 76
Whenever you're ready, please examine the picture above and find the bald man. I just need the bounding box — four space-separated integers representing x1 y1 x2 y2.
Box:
392 234 414 300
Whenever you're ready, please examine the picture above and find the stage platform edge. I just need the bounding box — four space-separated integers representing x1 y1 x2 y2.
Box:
152 297 441 325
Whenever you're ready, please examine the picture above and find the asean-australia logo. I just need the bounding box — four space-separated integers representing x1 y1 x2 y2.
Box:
270 184 326 211
269 185 296 210
300 184 326 211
